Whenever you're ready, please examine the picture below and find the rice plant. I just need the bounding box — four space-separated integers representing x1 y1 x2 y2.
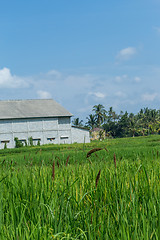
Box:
0 135 160 239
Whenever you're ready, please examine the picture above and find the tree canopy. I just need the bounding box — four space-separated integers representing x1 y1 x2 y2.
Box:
84 105 160 138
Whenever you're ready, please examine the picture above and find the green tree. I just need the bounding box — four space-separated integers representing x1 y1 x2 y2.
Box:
86 114 96 129
128 113 138 137
108 107 118 123
92 104 107 127
117 111 130 137
72 118 83 127
137 108 159 135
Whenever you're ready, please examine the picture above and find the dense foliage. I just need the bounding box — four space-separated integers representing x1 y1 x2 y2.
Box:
102 107 160 138
73 105 160 138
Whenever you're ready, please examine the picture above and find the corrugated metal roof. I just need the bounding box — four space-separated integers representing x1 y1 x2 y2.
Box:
0 99 73 120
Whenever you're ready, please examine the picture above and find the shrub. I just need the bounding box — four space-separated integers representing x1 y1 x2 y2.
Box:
14 137 23 148
28 137 33 147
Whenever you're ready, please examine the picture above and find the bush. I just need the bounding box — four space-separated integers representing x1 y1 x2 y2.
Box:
37 140 40 146
14 137 23 148
28 137 33 147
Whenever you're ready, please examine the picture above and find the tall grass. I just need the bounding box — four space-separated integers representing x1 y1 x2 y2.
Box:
0 135 160 239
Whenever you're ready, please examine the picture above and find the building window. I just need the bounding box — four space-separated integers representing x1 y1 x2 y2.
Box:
18 139 28 146
32 138 41 146
60 136 69 139
1 140 10 143
47 137 55 141
19 139 26 143
58 118 70 124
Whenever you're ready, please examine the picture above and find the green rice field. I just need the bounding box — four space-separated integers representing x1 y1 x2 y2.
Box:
1 135 160 239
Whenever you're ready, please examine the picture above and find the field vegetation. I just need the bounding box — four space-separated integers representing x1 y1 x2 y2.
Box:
1 135 160 239
73 104 160 138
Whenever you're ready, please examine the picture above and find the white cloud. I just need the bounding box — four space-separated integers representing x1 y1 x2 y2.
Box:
1 67 160 120
94 92 106 98
115 74 128 82
122 74 128 79
142 93 157 101
134 76 141 82
0 67 28 88
115 76 122 82
37 90 52 99
47 69 61 78
116 47 137 61
89 92 106 99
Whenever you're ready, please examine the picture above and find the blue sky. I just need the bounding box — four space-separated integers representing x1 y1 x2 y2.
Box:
0 0 160 121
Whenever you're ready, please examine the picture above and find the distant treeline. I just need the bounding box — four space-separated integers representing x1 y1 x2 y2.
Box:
72 104 160 138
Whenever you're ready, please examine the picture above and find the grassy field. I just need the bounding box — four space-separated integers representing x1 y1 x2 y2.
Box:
1 135 160 239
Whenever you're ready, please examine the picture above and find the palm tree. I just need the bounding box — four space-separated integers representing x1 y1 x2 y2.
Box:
128 113 137 137
86 114 96 129
108 107 118 123
72 118 83 127
92 104 107 127
142 108 159 135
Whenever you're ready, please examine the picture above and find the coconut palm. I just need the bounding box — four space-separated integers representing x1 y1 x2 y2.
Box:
108 107 118 123
86 114 96 129
92 104 107 127
128 113 138 137
72 118 83 127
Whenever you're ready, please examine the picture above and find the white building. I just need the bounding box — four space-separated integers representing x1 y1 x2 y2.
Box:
0 99 90 149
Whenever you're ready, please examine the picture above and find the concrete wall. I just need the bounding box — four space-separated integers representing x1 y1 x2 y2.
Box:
0 117 90 149
71 127 90 143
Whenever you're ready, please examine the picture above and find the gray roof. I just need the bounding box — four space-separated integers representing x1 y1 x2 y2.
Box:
0 99 72 120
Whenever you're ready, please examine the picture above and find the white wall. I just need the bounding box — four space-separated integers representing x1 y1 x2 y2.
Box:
0 117 90 149
71 127 90 143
